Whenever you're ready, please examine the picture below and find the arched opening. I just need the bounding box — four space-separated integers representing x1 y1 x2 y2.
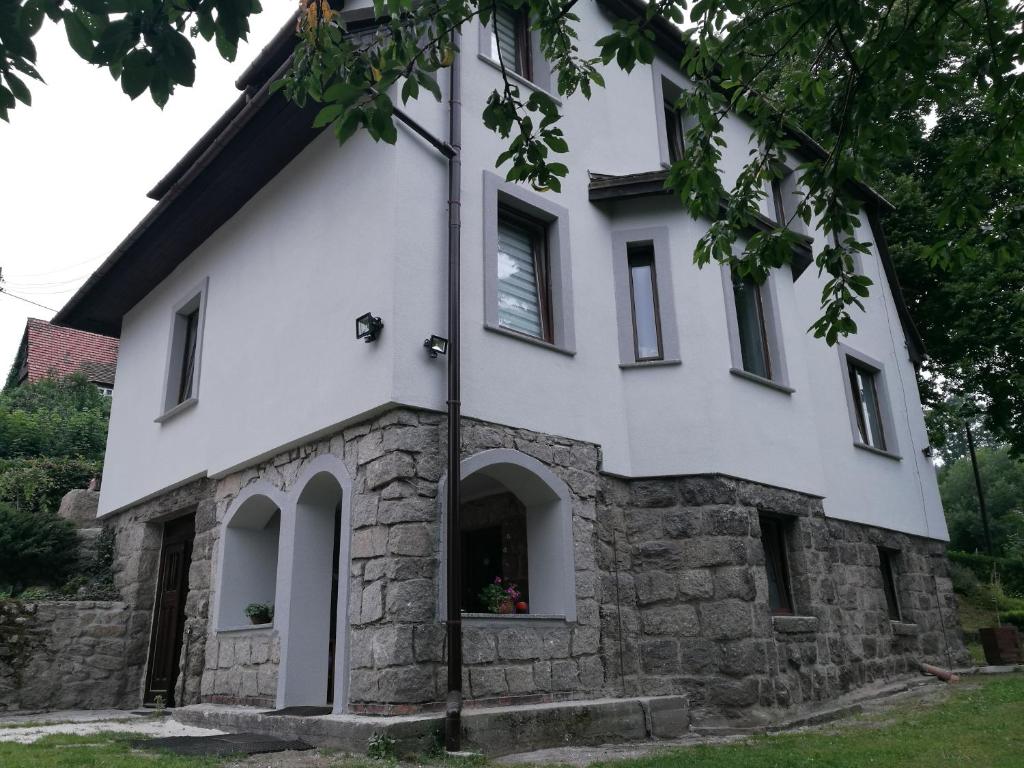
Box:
278 468 348 709
217 494 281 630
443 449 576 619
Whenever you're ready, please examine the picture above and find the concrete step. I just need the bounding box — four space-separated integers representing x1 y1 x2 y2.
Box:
172 695 689 757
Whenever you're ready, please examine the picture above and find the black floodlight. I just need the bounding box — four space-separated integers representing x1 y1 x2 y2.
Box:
424 335 449 358
356 312 383 343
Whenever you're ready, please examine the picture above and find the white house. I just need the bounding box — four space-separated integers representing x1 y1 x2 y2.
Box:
54 0 964 726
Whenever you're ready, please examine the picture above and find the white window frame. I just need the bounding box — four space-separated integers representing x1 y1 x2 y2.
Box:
720 264 792 392
838 344 901 459
652 61 696 168
157 277 208 422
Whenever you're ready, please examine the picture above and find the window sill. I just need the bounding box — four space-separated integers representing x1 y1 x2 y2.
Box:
890 620 919 636
772 615 819 634
484 323 575 356
155 397 198 424
462 612 568 626
853 442 902 461
216 623 275 635
477 54 562 105
729 368 795 394
620 359 682 370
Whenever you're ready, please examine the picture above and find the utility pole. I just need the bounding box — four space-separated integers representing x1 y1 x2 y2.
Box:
965 420 993 556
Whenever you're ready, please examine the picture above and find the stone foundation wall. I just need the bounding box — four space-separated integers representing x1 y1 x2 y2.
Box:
0 600 131 711
200 628 280 707
104 477 217 707
597 474 968 723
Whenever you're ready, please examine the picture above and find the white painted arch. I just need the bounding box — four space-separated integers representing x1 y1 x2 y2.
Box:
214 455 354 712
438 448 577 621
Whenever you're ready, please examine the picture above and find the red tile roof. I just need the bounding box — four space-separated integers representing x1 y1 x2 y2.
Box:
16 318 119 386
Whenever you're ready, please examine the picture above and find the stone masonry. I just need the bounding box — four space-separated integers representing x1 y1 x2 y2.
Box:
96 404 965 724
0 600 132 711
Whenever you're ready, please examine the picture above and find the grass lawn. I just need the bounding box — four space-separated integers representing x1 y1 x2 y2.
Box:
1 675 1022 767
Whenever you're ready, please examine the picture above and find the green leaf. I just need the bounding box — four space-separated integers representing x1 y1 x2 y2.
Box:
63 12 95 60
313 104 346 128
5 72 31 105
120 49 152 99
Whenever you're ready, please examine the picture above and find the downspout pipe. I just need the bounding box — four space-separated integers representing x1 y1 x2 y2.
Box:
382 30 462 753
444 30 464 753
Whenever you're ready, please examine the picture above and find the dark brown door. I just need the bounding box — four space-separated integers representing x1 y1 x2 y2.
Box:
144 514 195 706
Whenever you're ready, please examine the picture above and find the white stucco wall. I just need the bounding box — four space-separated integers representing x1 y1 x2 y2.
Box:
97 8 946 541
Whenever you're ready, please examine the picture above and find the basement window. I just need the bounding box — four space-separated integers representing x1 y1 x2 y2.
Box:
760 515 794 615
879 548 902 622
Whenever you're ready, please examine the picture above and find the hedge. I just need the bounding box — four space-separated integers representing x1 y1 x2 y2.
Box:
948 550 1024 597
1003 611 1024 632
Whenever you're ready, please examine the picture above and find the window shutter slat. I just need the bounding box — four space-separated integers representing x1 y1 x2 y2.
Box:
497 214 545 339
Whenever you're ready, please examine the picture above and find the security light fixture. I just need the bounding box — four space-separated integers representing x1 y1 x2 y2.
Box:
356 312 383 343
424 335 449 358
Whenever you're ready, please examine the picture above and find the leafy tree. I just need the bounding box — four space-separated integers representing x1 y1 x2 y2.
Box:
0 374 108 513
0 373 110 461
3 1 1022 346
940 445 1024 559
0 501 79 590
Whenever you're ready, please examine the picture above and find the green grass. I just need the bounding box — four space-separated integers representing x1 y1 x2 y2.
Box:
2 677 1022 767
0 732 224 767
590 675 1024 768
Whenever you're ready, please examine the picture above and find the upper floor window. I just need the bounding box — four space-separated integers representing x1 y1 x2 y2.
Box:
848 360 886 450
497 207 551 342
664 96 685 163
627 243 663 361
760 515 794 615
158 278 208 421
96 385 113 398
491 2 532 81
771 176 787 225
732 271 772 380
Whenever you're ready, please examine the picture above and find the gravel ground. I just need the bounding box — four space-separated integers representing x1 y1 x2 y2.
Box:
0 710 225 745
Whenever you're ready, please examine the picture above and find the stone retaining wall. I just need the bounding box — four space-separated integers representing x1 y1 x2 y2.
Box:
0 600 131 711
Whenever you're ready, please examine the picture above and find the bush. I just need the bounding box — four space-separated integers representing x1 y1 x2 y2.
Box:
947 551 1024 597
1002 611 1024 632
0 456 101 515
951 561 982 596
0 502 79 590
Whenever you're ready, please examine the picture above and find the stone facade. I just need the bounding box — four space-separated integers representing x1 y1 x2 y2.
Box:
597 474 968 723
96 405 964 724
0 600 132 711
104 476 218 707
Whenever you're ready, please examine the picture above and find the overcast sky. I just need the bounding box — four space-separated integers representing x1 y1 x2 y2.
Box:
0 6 296 376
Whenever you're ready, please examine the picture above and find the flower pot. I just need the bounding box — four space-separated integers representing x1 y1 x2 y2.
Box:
249 615 271 626
497 601 514 614
979 626 1022 665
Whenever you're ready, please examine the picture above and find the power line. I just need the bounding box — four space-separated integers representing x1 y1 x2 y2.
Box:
0 288 56 313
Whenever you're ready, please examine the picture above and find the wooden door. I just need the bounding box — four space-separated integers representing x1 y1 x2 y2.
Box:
144 514 195 706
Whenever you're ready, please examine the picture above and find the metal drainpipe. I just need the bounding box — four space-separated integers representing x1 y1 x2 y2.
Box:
444 30 464 753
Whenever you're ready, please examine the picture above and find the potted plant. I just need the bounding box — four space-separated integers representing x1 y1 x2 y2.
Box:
479 577 522 614
244 602 274 625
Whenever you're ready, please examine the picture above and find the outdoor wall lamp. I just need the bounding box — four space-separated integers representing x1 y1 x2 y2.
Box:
424 335 449 358
356 312 383 343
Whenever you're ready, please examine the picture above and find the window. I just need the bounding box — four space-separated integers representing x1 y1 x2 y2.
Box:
491 2 532 80
497 208 551 342
664 97 685 163
484 172 574 353
627 244 663 361
732 271 772 380
848 360 886 450
460 493 530 613
96 385 113 397
771 176 786 225
760 516 794 615
159 279 207 419
878 548 902 621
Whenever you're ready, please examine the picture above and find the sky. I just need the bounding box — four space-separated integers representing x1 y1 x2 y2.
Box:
0 6 297 377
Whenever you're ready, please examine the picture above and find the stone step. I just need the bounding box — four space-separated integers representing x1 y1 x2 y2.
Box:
172 695 689 756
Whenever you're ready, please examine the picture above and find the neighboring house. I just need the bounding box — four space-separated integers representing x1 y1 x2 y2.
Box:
7 317 119 395
52 1 965 723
